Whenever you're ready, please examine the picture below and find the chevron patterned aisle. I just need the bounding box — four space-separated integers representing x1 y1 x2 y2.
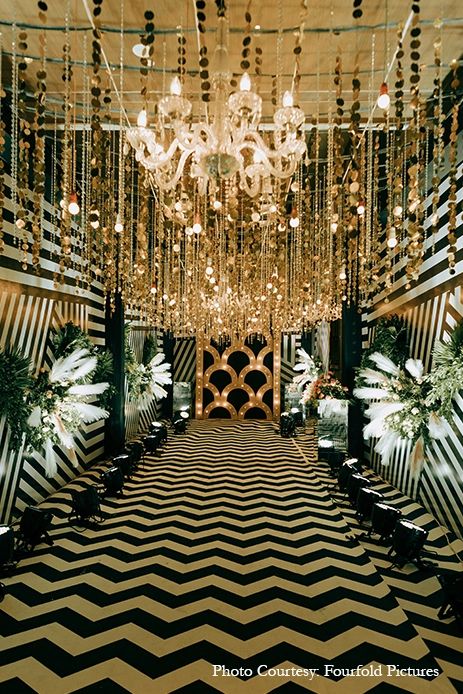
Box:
0 421 457 693
296 430 463 694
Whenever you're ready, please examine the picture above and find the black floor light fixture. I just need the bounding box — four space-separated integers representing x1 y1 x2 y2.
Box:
388 519 437 570
280 412 296 437
346 473 371 508
143 432 163 455
113 452 135 480
16 507 54 553
70 486 104 528
356 487 383 524
125 440 145 469
149 421 168 442
437 572 463 630
173 410 188 434
100 466 124 497
337 458 361 493
367 502 401 544
290 407 304 427
0 525 16 601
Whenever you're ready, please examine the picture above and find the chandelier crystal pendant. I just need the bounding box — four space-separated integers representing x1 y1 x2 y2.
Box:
126 15 306 199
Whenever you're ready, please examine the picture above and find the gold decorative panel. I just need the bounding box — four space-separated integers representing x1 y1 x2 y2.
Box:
196 335 280 420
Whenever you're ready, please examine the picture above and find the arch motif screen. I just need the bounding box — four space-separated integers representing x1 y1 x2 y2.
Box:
195 335 281 420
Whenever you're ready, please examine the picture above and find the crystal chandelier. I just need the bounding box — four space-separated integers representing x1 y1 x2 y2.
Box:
126 15 306 198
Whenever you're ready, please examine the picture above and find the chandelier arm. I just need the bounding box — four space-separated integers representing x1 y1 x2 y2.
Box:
153 148 192 191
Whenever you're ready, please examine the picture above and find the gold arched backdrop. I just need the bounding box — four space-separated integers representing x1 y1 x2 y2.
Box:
196 335 281 420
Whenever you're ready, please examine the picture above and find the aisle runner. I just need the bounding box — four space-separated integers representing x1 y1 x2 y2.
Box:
0 421 454 693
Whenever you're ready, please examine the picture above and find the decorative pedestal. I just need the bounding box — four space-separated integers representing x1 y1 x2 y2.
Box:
317 399 348 452
283 385 302 413
173 382 193 417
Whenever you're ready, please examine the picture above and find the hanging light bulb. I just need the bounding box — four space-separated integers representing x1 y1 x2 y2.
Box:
192 213 202 234
357 201 365 216
282 91 294 108
339 266 347 281
170 76 182 96
377 82 390 110
137 109 148 127
90 209 100 229
289 208 299 228
114 213 124 233
387 229 398 248
240 72 251 92
68 192 80 215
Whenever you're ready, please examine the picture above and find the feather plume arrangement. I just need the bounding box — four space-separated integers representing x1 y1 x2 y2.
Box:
292 348 320 391
49 348 96 383
405 358 424 380
26 347 109 477
146 352 172 400
368 352 401 376
354 351 449 476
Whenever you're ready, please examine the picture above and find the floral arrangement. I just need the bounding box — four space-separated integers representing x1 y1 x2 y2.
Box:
354 352 448 476
26 348 110 476
426 320 463 420
355 314 408 390
0 326 111 477
52 322 114 409
301 371 349 406
292 348 320 391
125 326 172 402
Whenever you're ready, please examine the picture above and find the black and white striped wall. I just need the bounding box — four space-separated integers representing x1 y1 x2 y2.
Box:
362 156 463 539
0 174 106 523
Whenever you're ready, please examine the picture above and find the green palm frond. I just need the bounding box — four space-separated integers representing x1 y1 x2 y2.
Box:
433 320 463 368
0 345 33 450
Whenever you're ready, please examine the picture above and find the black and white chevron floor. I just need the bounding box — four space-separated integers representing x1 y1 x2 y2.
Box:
1 420 462 693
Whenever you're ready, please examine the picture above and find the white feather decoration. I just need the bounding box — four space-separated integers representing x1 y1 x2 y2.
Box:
27 406 42 427
145 353 172 401
365 401 404 420
428 411 448 439
374 430 402 466
369 352 401 376
405 358 424 379
71 402 109 423
44 438 58 477
364 417 388 439
152 383 168 400
353 386 390 401
68 382 109 396
49 348 91 383
68 357 98 383
409 436 425 477
51 413 74 449
357 367 390 385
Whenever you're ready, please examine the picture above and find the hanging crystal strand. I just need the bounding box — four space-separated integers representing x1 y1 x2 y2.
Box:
276 0 283 105
31 0 48 273
80 32 89 289
57 0 73 284
431 22 443 255
384 115 394 300
0 31 5 254
11 28 19 245
16 24 31 269
363 33 375 304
